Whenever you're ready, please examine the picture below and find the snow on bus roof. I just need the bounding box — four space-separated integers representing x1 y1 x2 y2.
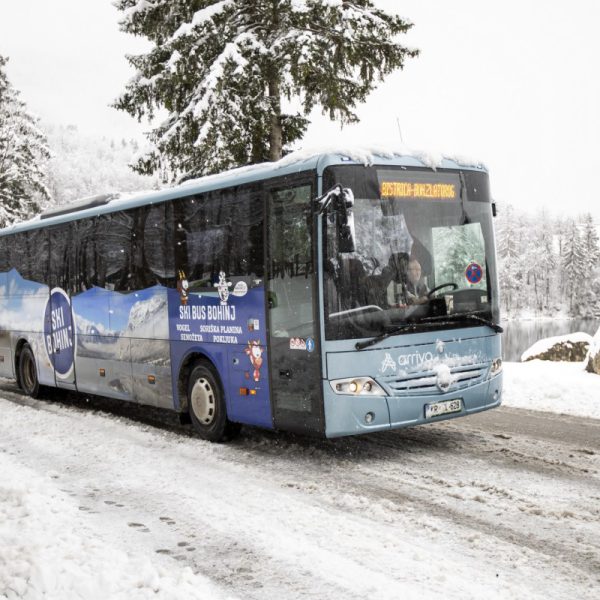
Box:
175 143 486 189
277 143 486 171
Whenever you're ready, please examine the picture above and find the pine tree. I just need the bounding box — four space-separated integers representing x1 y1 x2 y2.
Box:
0 55 51 226
562 218 587 314
579 213 600 317
496 202 525 314
581 213 600 272
114 0 418 181
528 209 556 312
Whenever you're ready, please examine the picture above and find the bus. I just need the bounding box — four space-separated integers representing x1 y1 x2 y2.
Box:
0 149 503 441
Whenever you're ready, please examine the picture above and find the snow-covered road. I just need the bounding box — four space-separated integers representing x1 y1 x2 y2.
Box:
1 377 599 600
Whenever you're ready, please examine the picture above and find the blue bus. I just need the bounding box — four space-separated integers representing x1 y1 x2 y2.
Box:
0 150 503 441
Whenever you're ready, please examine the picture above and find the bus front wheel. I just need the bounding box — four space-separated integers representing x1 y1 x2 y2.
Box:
187 361 240 442
19 344 41 398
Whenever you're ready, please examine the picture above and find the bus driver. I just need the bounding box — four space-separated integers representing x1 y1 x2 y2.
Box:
387 258 429 307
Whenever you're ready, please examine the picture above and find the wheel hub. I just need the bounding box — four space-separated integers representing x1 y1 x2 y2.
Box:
190 377 216 425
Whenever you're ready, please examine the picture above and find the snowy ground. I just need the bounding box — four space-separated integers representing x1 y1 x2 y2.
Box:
503 360 600 419
0 363 599 600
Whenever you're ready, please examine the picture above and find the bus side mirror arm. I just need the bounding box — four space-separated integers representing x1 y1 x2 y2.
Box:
492 202 497 217
314 184 343 215
313 184 356 253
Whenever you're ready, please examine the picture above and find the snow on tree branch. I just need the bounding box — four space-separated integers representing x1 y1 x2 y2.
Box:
113 0 419 181
0 55 51 227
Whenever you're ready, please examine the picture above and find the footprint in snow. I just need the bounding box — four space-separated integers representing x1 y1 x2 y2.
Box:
128 522 150 532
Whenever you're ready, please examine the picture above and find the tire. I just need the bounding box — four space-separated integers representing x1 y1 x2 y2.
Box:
19 344 41 398
187 361 240 442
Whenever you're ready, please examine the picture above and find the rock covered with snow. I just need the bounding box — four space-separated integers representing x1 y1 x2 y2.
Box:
585 326 600 375
521 332 592 363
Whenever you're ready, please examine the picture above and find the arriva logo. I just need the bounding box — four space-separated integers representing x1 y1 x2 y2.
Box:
398 351 434 366
380 350 436 374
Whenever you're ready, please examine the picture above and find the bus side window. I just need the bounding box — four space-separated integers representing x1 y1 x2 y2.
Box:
27 229 49 287
171 186 264 292
6 229 48 293
228 186 264 280
48 224 75 293
0 239 8 291
143 202 175 287
9 232 29 284
176 192 227 290
75 218 100 291
95 212 130 292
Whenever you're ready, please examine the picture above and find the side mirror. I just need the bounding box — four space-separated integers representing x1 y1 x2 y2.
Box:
337 188 355 253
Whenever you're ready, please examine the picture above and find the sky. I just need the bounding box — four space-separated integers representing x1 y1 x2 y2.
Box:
0 0 599 218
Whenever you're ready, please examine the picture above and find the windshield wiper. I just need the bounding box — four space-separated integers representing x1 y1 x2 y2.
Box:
420 313 503 333
355 313 503 351
355 321 440 351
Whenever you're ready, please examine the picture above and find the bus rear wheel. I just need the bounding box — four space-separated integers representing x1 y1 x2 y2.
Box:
187 361 240 442
19 344 41 398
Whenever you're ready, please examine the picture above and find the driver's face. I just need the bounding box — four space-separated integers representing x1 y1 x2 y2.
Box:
408 262 421 283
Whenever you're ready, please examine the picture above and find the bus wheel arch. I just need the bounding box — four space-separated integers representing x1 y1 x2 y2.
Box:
14 338 31 390
179 352 241 442
17 341 41 398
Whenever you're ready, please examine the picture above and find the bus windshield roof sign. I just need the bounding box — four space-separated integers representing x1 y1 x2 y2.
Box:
380 181 457 200
378 170 460 201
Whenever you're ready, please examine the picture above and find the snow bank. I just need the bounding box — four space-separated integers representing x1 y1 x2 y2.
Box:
0 451 233 600
503 360 600 419
520 332 592 362
585 326 600 374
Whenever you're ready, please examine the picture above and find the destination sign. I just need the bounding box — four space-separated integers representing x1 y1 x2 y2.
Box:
380 181 457 200
377 169 461 202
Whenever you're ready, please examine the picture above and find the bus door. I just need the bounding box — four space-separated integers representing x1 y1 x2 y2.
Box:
265 179 324 435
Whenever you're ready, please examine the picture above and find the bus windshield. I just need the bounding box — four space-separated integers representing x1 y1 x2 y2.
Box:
323 166 499 341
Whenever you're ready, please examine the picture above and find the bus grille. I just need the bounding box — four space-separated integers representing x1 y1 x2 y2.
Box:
382 363 488 396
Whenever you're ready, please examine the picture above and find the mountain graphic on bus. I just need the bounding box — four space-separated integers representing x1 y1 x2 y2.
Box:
73 285 169 364
0 269 49 333
73 284 168 339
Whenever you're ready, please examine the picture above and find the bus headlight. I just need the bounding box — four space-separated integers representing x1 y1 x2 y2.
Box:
490 358 503 376
330 377 386 396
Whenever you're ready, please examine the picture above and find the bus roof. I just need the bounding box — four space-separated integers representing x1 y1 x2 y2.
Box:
0 145 487 236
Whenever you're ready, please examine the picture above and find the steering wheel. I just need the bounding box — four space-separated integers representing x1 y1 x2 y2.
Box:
427 282 458 298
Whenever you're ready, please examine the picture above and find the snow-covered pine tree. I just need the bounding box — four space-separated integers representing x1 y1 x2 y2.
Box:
113 0 418 181
529 209 556 312
579 213 600 317
561 218 587 314
580 213 600 272
0 55 51 226
496 202 526 314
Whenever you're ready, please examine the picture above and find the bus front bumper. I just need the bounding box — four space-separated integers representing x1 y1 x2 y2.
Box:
323 373 503 438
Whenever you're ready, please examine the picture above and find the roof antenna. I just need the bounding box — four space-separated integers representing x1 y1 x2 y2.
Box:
396 117 404 145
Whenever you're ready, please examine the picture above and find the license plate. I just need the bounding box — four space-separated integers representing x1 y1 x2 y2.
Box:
425 398 463 419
